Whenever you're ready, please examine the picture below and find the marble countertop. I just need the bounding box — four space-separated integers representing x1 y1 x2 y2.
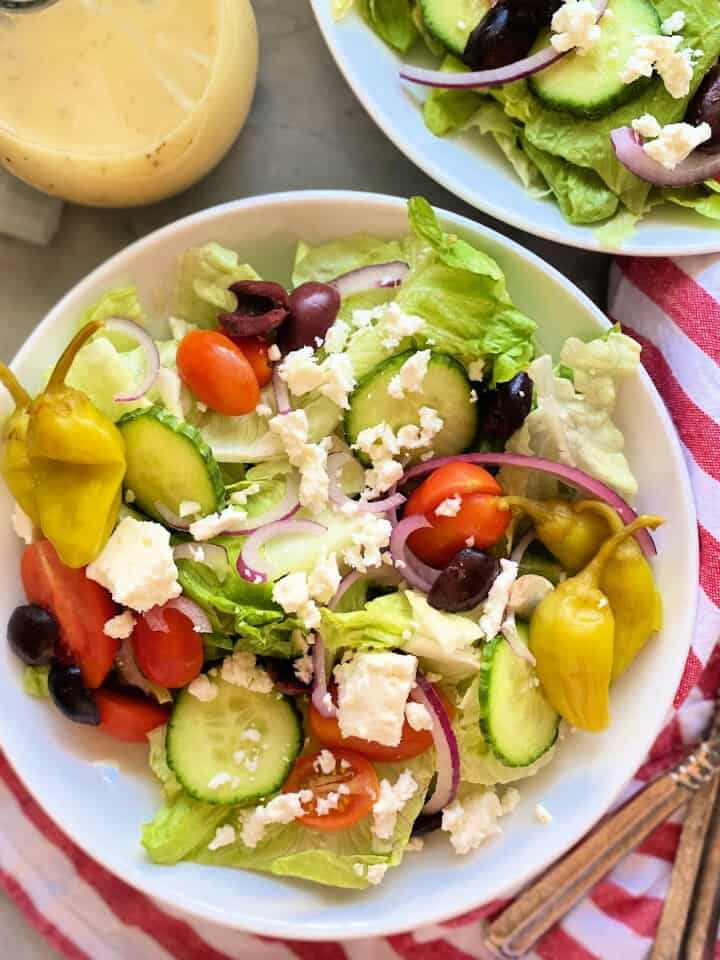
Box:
0 0 610 955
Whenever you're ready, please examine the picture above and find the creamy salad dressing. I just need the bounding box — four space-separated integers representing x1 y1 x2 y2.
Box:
0 0 257 205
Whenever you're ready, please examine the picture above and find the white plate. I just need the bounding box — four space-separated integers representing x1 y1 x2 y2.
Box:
0 192 697 939
310 2 720 256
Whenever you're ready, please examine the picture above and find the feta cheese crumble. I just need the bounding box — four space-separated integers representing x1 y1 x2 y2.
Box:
273 572 320 629
335 652 417 746
308 550 341 604
239 790 313 848
189 506 249 541
366 864 388 885
435 495 462 518
640 118 712 169
315 791 342 816
314 749 337 775
442 788 510 855
405 701 433 732
341 513 393 573
372 769 418 840
86 517 181 613
278 348 356 410
620 34 693 99
467 359 485 381
661 10 685 34
551 0 602 56
294 653 314 685
221 652 273 693
207 772 232 790
324 319 350 354
208 825 236 850
230 482 261 507
535 803 553 824
187 673 218 702
103 610 136 640
379 302 425 349
179 500 201 518
387 350 431 400
479 558 518 640
632 113 662 139
268 410 331 513
11 503 35 545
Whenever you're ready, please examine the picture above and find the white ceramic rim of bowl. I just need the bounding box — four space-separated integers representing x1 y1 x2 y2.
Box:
309 0 720 256
1 191 698 939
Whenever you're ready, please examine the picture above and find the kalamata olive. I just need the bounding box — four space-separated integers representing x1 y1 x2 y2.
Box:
427 549 501 612
278 282 341 354
463 0 562 71
7 604 59 666
411 811 443 837
48 663 100 726
478 372 533 444
687 63 720 148
219 280 291 338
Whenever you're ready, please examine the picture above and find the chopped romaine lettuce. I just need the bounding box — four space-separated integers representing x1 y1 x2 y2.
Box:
363 0 419 53
66 337 151 422
175 242 260 328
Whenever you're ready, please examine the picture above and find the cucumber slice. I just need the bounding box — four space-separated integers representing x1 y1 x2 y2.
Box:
345 351 478 466
479 630 559 767
528 0 661 119
117 405 224 523
167 676 302 805
419 0 490 55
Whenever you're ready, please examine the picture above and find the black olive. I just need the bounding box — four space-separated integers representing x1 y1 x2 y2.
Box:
411 812 443 837
278 282 341 354
219 280 291 338
687 63 720 148
7 604 59 666
48 664 100 726
478 372 533 444
427 549 501 612
463 0 562 71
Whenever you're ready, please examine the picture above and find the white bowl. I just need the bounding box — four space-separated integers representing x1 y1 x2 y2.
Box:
309 2 720 256
0 192 697 939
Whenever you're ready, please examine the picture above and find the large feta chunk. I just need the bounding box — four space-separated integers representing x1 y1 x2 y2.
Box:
387 350 431 400
308 550 341 604
189 505 248 541
269 409 309 461
334 652 417 746
551 0 602 55
641 119 712 169
371 769 418 840
272 572 320 629
620 34 693 99
442 788 508 855
479 558 518 640
380 302 425 349
86 517 181 612
221 651 273 693
341 513 392 573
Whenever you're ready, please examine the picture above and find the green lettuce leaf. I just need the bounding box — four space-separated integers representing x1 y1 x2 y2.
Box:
143 751 435 889
663 185 720 221
320 589 482 681
453 677 556 785
520 134 619 224
292 235 405 287
79 288 144 332
501 331 641 501
22 666 50 698
147 725 183 801
363 0 418 53
175 242 260 328
66 336 151 422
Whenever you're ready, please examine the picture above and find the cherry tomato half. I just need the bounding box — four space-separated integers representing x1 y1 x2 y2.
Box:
309 684 452 762
176 330 260 416
405 463 510 568
230 336 273 387
95 689 170 742
132 605 204 688
21 540 117 689
283 748 379 831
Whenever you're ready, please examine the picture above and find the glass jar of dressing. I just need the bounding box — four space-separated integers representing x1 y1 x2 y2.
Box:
0 0 258 206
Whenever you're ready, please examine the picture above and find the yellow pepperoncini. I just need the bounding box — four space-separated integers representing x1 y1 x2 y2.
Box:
529 514 664 733
0 321 126 568
502 496 612 574
0 367 39 524
577 501 663 681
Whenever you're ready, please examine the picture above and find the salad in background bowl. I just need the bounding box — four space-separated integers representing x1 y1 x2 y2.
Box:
314 0 720 252
0 193 696 937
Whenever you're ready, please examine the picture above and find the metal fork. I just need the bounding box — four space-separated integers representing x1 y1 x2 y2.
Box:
483 698 720 959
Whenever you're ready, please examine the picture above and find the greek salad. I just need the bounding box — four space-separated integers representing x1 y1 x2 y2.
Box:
2 198 663 889
341 0 720 241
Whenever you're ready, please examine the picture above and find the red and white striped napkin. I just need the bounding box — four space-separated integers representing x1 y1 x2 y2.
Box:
1 255 718 960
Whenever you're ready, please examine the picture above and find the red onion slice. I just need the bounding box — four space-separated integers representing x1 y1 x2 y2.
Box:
104 317 160 403
401 453 656 558
389 515 441 593
311 632 337 717
330 261 410 299
272 367 291 415
611 126 720 187
327 453 406 515
411 672 460 814
143 597 212 634
238 518 326 583
400 0 608 89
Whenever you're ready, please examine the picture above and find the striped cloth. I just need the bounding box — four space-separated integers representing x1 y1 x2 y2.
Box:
1 255 719 960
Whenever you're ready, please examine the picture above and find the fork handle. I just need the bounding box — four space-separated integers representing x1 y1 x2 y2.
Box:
485 774 690 958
